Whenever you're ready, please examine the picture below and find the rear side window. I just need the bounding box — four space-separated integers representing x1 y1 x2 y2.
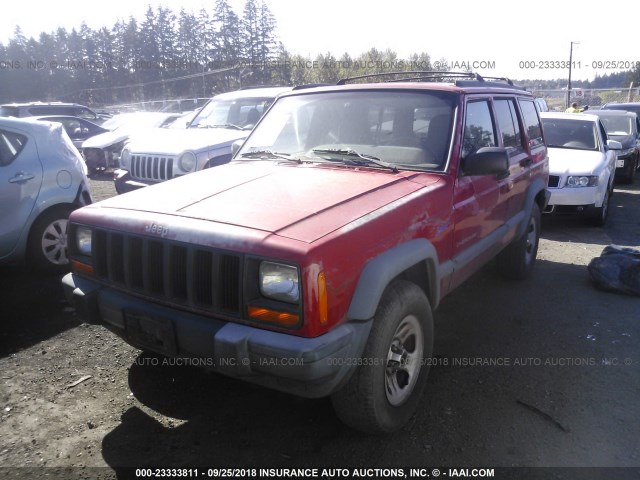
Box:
494 99 523 151
0 129 28 166
462 100 496 158
28 106 68 116
518 99 544 148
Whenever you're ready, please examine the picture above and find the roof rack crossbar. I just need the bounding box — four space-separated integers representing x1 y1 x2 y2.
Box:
336 71 484 85
480 76 514 86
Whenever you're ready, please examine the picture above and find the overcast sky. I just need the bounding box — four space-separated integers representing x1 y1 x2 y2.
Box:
2 0 639 83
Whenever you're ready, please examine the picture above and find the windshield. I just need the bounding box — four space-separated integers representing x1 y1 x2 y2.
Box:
599 116 634 136
237 90 456 171
190 96 275 129
541 118 598 150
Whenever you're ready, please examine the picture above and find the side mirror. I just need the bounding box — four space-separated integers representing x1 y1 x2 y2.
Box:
606 139 622 150
231 139 244 157
462 147 509 176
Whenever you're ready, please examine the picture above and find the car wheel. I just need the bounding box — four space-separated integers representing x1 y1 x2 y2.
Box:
497 203 541 280
591 187 610 227
331 279 433 433
28 206 74 272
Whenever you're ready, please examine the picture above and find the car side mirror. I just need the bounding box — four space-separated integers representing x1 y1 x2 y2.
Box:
462 147 509 176
606 140 622 150
231 139 244 157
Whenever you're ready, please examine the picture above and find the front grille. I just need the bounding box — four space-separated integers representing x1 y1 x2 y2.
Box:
548 175 560 188
130 155 174 181
93 230 242 315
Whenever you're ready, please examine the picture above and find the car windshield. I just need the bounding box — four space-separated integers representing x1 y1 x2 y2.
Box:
237 90 456 171
190 97 274 129
599 116 634 136
541 118 598 150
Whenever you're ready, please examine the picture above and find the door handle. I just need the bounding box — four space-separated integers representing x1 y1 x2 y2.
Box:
8 172 35 183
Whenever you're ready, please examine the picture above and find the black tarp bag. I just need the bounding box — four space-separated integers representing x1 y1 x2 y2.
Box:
587 245 640 296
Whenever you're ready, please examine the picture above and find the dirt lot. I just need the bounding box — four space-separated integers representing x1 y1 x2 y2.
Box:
1 172 639 478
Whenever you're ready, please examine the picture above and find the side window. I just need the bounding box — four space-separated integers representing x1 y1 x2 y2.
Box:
76 108 97 120
0 129 28 166
518 99 544 148
462 100 496 159
494 99 523 152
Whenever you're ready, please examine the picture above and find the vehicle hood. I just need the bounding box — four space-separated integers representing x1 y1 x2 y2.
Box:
126 127 247 155
93 162 437 243
82 129 133 149
547 148 607 175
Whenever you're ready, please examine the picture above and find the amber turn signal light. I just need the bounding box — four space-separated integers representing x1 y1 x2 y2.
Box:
71 260 94 276
247 306 299 327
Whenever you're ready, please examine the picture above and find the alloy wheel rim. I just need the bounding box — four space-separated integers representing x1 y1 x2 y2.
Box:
41 219 69 265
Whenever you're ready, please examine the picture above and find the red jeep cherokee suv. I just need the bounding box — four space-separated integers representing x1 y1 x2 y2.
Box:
63 72 549 433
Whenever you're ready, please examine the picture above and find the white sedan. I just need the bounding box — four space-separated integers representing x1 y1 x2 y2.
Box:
540 112 621 226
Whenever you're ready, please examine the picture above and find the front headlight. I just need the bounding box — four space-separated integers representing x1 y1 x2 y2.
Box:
178 151 197 172
120 147 131 169
76 227 93 256
566 175 598 187
259 262 300 303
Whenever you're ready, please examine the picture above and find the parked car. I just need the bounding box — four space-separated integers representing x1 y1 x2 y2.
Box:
81 112 182 174
587 110 640 183
0 102 111 124
540 112 619 225
534 97 549 112
34 115 108 150
601 102 640 117
63 72 549 432
0 117 92 271
114 86 292 194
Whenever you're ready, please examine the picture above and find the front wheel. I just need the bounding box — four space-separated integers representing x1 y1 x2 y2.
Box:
331 279 433 433
497 203 541 280
27 206 74 273
590 187 610 227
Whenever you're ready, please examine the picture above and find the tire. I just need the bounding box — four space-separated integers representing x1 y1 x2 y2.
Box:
331 279 434 433
27 206 74 273
497 203 541 280
590 187 610 227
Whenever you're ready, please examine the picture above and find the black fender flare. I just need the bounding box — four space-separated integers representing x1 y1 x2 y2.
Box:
347 238 440 321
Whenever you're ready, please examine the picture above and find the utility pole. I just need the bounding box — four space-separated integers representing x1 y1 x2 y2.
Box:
567 41 580 109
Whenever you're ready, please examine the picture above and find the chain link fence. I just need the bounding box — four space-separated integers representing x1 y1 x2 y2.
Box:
532 87 640 111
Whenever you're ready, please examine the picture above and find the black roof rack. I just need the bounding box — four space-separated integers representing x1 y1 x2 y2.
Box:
337 71 483 85
336 71 526 91
292 83 333 90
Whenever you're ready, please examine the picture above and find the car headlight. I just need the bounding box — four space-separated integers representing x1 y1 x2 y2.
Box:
259 262 300 303
178 151 197 172
566 175 598 187
76 227 93 256
120 147 131 169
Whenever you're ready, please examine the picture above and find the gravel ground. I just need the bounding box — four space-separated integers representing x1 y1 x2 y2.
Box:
1 171 639 479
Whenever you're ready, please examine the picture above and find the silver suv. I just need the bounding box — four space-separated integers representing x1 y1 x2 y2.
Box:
115 87 292 194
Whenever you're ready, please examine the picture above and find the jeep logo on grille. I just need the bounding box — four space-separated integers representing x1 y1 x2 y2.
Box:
145 223 169 237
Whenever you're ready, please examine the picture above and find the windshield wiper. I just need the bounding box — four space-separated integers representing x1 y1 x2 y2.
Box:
196 123 244 130
312 148 398 172
239 150 302 163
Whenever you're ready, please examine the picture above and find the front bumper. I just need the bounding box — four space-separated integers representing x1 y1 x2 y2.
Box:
544 186 600 216
62 273 371 398
614 154 636 179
